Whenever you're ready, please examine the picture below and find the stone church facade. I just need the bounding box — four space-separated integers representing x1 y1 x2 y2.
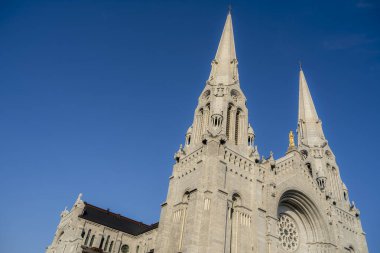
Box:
46 12 369 253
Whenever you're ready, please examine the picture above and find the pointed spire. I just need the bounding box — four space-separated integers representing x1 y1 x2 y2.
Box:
209 11 239 85
297 68 325 147
298 69 319 122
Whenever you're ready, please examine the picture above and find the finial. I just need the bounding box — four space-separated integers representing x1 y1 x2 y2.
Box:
299 60 302 71
228 4 232 14
75 193 83 204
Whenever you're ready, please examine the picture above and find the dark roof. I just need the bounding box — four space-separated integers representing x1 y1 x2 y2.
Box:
79 202 158 236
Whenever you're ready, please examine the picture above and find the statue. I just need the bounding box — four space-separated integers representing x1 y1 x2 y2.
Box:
289 131 295 148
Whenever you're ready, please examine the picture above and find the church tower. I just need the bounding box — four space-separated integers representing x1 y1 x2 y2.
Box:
155 11 263 253
297 67 353 207
294 68 368 252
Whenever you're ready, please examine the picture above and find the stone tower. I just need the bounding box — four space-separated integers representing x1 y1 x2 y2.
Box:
155 11 262 252
46 11 369 253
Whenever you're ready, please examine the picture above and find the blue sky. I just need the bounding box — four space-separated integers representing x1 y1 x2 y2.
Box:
0 0 379 252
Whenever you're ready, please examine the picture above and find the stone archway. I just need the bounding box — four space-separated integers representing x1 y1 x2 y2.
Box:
277 190 332 253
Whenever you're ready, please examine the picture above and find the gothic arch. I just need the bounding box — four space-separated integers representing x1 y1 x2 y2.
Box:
235 108 243 145
276 190 333 252
226 103 234 139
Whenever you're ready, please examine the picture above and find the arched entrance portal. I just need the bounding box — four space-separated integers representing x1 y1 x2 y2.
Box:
277 190 332 253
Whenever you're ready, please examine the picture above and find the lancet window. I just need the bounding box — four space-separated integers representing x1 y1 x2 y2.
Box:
226 104 232 139
235 109 242 145
327 164 341 201
104 235 110 251
84 229 91 245
109 241 114 252
89 235 95 247
99 236 104 249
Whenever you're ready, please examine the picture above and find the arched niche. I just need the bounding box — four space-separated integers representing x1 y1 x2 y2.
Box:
230 89 241 103
231 192 242 207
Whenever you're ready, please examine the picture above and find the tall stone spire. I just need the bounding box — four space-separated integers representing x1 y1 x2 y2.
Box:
183 10 253 157
297 68 326 147
209 11 239 85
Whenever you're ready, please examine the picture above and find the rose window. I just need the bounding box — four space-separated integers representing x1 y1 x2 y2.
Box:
278 214 299 252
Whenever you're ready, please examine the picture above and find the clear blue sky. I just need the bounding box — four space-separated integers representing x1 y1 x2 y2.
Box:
0 0 379 252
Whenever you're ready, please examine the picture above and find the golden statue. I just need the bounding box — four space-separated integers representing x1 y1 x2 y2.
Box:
289 130 295 148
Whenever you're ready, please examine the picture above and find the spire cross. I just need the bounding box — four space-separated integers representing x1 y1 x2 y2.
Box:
299 60 302 70
228 4 232 14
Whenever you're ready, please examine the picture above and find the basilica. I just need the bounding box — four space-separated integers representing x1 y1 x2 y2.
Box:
46 11 369 253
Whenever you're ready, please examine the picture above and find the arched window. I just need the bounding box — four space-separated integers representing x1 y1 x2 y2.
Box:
104 235 110 251
99 236 104 249
89 235 95 247
109 241 114 252
226 104 232 139
235 109 242 145
84 229 91 245
211 114 223 127
277 190 331 252
136 245 140 253
121 244 130 253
